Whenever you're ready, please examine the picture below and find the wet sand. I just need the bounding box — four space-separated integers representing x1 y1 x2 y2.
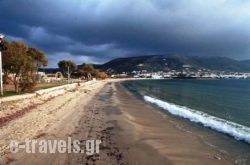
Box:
111 82 235 165
0 80 236 164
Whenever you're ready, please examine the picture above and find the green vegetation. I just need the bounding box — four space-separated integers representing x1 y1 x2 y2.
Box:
78 63 108 80
96 55 250 73
2 90 21 97
57 62 109 80
57 60 77 77
1 38 110 98
2 40 48 93
1 82 67 97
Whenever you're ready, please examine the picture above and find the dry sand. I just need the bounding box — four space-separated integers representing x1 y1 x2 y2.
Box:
0 79 235 165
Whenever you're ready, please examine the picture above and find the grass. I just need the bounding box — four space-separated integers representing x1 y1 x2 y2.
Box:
2 90 22 97
35 82 67 90
1 82 68 97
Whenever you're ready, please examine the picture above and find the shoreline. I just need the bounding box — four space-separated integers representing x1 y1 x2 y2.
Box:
112 82 236 165
0 79 243 164
118 80 250 164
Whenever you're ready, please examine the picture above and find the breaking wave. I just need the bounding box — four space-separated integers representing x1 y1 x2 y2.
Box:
144 95 250 144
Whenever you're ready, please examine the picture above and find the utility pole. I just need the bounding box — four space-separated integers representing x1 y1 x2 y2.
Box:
0 50 3 96
0 33 5 96
67 65 70 84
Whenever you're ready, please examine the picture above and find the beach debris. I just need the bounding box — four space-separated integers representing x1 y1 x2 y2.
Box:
235 158 248 165
214 154 221 160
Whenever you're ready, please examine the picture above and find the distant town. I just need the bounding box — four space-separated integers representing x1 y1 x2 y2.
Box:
110 64 250 79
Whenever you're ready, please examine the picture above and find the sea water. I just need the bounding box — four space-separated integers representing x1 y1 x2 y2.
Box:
122 79 250 163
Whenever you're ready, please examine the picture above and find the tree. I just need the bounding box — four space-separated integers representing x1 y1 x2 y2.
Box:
79 64 95 80
27 47 48 82
19 55 37 92
2 41 48 93
57 60 77 78
27 47 48 67
78 63 109 80
95 70 109 79
81 64 95 74
2 41 35 92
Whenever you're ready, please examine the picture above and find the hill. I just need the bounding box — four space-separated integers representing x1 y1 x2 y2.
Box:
42 55 250 74
97 55 250 73
241 59 250 67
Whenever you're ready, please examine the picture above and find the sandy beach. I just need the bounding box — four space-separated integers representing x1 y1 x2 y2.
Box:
0 79 235 165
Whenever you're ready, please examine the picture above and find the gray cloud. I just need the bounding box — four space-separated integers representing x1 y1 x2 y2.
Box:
0 0 250 67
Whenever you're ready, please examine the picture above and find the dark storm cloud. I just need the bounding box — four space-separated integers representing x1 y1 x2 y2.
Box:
0 0 250 67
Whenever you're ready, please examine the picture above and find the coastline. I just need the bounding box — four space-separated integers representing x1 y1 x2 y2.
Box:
112 82 236 165
0 79 240 164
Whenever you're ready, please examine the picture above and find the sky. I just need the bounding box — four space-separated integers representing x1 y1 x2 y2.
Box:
0 0 250 67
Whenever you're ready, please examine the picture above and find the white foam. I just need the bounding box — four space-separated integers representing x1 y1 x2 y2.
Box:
144 95 250 144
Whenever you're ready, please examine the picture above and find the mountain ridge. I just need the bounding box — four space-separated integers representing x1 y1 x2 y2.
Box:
42 55 250 74
96 55 250 73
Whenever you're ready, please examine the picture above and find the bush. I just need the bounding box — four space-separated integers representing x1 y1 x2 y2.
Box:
19 81 36 93
19 75 37 93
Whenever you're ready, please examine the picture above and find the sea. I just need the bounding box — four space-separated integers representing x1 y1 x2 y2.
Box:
122 79 250 164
